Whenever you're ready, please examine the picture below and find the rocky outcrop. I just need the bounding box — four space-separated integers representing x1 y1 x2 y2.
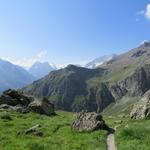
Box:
130 90 150 119
110 84 127 100
0 89 55 116
0 94 20 106
3 89 33 106
72 112 110 132
28 98 55 115
109 64 150 101
0 89 33 109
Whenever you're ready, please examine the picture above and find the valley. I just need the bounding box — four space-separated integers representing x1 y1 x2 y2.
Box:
0 1 150 149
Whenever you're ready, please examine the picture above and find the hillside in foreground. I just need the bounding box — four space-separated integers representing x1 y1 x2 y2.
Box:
0 111 106 150
0 110 150 150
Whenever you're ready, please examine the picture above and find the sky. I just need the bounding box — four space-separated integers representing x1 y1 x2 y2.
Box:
0 0 150 68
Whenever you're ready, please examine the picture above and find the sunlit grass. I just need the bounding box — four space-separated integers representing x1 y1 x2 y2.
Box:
0 110 106 150
104 115 150 150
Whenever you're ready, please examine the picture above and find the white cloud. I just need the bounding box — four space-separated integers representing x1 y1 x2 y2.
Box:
137 3 150 20
145 4 150 19
1 50 89 70
13 58 37 69
8 50 49 69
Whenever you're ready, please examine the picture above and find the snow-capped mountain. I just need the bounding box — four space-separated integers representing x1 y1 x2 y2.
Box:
0 59 35 93
85 54 117 69
28 61 57 79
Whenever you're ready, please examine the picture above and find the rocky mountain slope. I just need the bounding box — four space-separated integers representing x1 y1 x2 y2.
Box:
0 59 35 93
130 90 150 119
28 61 56 79
23 65 108 111
23 42 150 113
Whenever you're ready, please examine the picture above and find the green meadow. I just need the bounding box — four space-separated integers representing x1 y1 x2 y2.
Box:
0 110 150 150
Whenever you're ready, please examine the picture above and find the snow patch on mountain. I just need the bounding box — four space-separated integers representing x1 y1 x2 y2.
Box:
85 54 117 69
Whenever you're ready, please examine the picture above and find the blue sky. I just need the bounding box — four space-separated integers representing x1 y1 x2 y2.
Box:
0 0 150 68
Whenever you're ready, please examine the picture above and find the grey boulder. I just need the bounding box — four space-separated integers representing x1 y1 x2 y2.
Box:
3 89 33 106
72 111 110 132
28 98 55 116
130 90 150 119
0 89 55 116
0 94 19 106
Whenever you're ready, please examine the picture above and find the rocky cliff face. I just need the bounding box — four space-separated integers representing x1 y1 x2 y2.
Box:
22 63 150 112
71 83 115 112
110 64 150 100
23 65 107 111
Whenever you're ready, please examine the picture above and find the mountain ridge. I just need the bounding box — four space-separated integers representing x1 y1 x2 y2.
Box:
22 41 150 113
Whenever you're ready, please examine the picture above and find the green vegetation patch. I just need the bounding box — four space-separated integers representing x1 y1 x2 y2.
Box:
104 115 150 150
0 110 106 150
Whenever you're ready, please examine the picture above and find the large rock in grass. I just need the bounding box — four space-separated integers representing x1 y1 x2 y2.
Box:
72 112 110 132
0 89 55 116
3 89 33 106
130 90 150 119
0 94 19 106
28 98 55 115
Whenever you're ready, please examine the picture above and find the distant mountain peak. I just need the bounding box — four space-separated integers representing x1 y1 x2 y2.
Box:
28 61 57 79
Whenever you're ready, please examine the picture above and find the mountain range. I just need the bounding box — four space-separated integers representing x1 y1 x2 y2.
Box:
22 41 150 113
0 59 35 93
0 52 117 93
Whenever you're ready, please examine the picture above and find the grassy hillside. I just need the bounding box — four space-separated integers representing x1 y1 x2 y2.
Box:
104 115 150 150
102 97 139 116
0 110 106 150
0 110 150 150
